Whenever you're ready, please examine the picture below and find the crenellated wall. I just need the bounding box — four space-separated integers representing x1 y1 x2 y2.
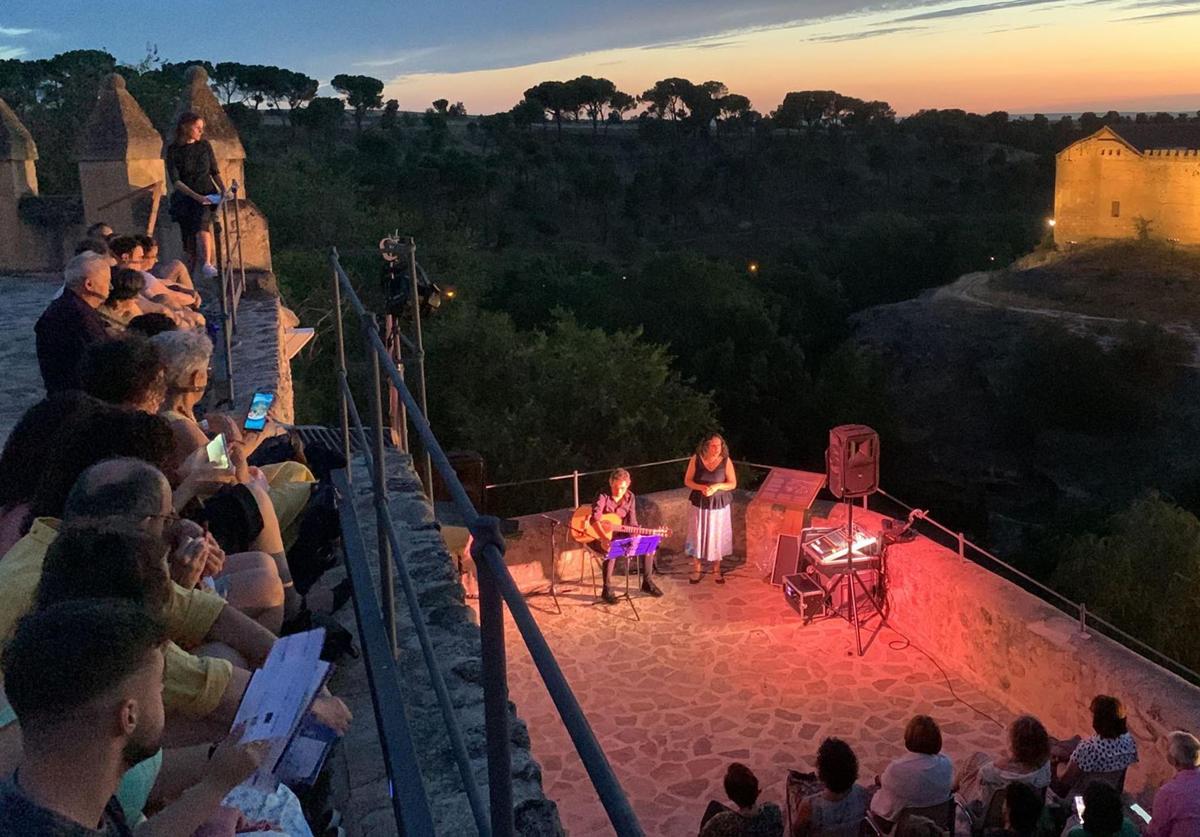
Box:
1055 127 1200 245
1 67 274 286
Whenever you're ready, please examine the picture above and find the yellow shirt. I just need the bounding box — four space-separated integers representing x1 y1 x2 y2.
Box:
0 518 232 717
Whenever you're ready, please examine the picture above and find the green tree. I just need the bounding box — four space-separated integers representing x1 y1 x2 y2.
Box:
281 69 318 122
425 305 716 484
1051 495 1200 671
523 80 570 136
432 98 449 114
640 77 693 120
296 96 345 147
331 73 384 132
569 75 617 133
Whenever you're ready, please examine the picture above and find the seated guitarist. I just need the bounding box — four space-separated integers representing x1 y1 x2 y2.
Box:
590 468 663 603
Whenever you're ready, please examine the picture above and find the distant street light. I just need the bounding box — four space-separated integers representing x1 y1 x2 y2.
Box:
1046 218 1056 227
747 261 760 275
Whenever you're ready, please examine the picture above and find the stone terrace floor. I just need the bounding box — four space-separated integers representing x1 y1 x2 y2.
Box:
471 552 1013 836
0 277 60 439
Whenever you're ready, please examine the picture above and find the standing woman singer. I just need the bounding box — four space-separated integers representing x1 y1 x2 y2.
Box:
684 433 736 584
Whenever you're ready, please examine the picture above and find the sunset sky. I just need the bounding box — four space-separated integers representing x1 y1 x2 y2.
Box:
3 0 1198 116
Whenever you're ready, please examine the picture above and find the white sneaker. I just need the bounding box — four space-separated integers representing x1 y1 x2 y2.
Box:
200 263 219 278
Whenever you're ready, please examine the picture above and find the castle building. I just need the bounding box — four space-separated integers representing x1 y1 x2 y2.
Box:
1054 124 1200 246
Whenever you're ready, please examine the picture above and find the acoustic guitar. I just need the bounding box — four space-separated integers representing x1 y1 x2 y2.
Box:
569 505 670 552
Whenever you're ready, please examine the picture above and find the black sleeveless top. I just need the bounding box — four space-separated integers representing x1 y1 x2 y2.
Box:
689 454 731 509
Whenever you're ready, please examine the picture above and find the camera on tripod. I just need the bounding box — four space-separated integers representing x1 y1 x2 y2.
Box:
379 233 450 319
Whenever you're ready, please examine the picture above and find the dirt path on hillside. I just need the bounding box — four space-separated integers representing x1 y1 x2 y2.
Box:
933 271 1200 366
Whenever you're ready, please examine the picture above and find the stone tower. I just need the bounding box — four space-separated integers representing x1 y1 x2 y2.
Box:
77 73 167 235
0 97 48 271
173 65 247 196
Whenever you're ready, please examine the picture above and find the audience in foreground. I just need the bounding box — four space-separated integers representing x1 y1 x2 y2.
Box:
1053 696 1139 797
1146 732 1200 837
790 737 869 837
700 762 783 837
35 252 111 393
870 715 954 825
957 715 1053 813
0 600 268 836
1067 782 1139 837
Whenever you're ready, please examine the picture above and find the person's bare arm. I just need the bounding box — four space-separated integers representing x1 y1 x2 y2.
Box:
206 603 275 669
137 731 269 837
721 456 738 492
682 456 705 491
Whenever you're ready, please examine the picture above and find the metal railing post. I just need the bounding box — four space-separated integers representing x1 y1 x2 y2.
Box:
477 549 514 837
958 532 966 562
405 238 434 496
214 202 235 407
572 470 580 509
231 180 246 331
332 258 352 485
1078 604 1092 638
366 314 398 656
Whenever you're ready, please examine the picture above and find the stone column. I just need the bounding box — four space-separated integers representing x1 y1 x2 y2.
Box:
173 66 246 196
0 97 48 272
76 74 167 236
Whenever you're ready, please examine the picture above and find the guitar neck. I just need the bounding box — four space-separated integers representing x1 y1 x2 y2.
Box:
613 525 667 537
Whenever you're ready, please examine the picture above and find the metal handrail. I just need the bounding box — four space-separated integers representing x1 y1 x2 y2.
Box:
330 248 643 836
337 370 491 836
481 457 1200 685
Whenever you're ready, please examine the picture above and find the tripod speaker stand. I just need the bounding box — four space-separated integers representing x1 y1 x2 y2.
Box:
836 498 887 656
825 424 886 656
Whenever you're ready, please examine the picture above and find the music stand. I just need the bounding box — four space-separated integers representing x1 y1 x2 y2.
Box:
605 535 662 621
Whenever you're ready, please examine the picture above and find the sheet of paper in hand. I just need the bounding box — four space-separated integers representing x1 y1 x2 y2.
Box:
232 628 331 791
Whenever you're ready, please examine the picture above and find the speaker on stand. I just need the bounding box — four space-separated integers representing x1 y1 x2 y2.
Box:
825 425 885 656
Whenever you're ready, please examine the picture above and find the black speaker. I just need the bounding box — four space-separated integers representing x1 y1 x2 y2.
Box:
770 533 802 586
826 425 880 499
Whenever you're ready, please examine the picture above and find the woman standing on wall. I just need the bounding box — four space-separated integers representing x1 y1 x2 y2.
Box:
166 112 224 279
684 433 736 584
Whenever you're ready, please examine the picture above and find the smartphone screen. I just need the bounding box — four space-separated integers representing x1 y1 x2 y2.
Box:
244 391 275 432
1130 804 1151 824
1075 796 1086 819
206 433 230 470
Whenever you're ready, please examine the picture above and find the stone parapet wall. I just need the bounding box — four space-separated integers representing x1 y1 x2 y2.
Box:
884 510 1200 797
330 450 564 835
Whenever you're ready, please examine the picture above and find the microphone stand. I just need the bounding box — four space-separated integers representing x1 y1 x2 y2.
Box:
538 514 564 614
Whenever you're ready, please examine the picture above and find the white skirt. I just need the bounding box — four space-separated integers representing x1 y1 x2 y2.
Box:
685 504 733 563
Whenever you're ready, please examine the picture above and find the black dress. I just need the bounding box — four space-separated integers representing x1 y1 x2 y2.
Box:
166 140 220 237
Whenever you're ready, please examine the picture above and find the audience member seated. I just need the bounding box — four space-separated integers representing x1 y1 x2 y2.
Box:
134 234 199 299
109 236 204 330
871 715 954 826
0 393 97 556
789 737 870 837
34 251 112 393
74 237 112 258
1065 782 1138 837
85 220 114 241
0 459 274 738
127 312 179 338
1145 731 1200 837
699 762 784 837
957 716 1052 814
984 782 1047 837
153 330 324 620
99 268 151 335
0 599 268 836
1053 696 1138 797
79 334 168 414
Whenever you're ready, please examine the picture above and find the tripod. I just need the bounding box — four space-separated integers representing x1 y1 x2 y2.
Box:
838 497 887 657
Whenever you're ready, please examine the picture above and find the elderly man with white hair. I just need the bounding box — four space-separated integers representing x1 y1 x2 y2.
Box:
1147 731 1200 837
34 251 112 393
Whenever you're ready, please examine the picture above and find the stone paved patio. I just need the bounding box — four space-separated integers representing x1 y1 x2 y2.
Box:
474 548 1013 836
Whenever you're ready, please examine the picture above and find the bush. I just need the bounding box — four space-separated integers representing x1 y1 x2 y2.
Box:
1050 494 1200 671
